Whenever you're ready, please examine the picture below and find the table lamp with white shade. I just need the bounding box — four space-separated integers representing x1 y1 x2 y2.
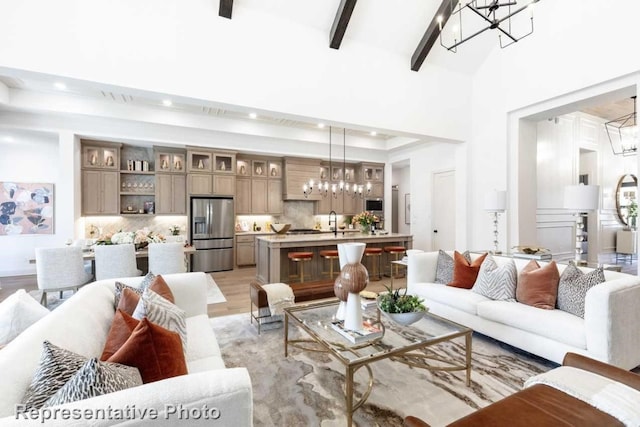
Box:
484 190 507 254
563 184 600 261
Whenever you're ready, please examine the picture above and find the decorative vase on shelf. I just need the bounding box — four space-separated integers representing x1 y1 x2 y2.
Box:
336 243 368 331
198 159 204 169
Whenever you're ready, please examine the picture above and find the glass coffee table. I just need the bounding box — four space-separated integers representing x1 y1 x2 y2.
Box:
284 300 472 426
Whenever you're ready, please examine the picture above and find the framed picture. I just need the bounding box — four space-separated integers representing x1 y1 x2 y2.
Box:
405 193 411 225
0 182 54 235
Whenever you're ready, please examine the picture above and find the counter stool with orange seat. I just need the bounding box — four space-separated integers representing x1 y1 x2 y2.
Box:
364 247 383 281
288 251 314 283
319 249 340 280
384 246 406 278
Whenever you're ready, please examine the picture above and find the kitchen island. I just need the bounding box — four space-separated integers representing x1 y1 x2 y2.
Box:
255 232 413 284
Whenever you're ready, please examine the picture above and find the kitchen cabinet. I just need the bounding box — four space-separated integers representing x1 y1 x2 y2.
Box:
235 178 251 214
214 152 236 174
156 174 186 214
214 175 236 195
82 170 119 215
188 151 213 172
120 171 155 214
283 157 322 200
368 182 384 198
155 150 185 173
251 179 268 214
188 174 212 194
82 142 120 170
236 234 256 266
267 180 283 214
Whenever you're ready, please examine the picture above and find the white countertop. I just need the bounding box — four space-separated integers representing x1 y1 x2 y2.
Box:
256 232 411 243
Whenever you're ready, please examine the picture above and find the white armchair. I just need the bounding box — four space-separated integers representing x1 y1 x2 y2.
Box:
94 244 142 280
35 246 93 307
148 242 187 275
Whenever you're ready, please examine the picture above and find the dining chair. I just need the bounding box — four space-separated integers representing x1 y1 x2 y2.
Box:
35 246 94 307
94 244 143 281
148 242 187 275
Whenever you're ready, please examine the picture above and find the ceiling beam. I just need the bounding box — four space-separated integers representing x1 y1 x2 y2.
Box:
330 0 358 50
411 0 459 72
219 0 233 19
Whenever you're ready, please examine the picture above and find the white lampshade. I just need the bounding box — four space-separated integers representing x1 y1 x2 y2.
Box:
563 185 599 211
484 190 507 212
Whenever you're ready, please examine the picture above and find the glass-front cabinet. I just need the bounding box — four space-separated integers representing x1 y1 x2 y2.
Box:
156 151 185 173
188 151 213 172
214 153 235 173
82 144 120 170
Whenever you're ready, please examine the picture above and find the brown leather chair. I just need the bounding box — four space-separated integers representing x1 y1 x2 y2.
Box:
403 353 640 427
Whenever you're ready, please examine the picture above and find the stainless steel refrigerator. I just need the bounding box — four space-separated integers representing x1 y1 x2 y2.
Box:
190 196 234 272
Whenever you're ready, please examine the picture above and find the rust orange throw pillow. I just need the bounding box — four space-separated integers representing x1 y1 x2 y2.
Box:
448 251 488 289
516 260 560 309
116 288 142 316
149 275 174 304
107 317 187 384
100 309 140 361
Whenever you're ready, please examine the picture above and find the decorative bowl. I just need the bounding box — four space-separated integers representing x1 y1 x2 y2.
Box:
270 223 291 234
379 309 427 326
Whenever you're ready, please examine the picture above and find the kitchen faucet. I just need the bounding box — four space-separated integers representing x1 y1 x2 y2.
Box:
328 210 337 238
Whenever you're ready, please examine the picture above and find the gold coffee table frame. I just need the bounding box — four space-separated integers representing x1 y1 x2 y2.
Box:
284 300 472 427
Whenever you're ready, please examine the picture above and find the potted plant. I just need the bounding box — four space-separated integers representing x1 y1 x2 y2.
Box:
377 284 428 326
628 200 637 229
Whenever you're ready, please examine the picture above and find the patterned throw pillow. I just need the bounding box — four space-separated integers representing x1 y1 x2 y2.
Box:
43 358 142 407
435 250 471 284
557 262 605 318
21 341 87 410
132 288 187 353
113 282 145 310
471 255 517 301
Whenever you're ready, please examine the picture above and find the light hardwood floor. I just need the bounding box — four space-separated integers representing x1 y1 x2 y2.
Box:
0 267 407 319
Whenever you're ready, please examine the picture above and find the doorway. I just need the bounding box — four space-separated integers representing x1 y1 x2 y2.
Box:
432 170 456 250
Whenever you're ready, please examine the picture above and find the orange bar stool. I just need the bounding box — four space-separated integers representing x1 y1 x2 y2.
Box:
319 249 340 280
384 246 406 278
288 251 313 283
364 247 383 281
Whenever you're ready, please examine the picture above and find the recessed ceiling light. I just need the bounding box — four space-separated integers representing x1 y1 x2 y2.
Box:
54 82 67 90
370 131 377 136
318 123 325 129
162 99 173 107
249 113 257 119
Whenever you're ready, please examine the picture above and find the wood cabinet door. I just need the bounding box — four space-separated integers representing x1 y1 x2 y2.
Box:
82 170 102 214
213 175 236 195
101 171 120 214
155 174 173 214
236 242 255 266
369 183 384 198
235 178 251 214
172 175 186 214
267 180 283 214
188 174 213 195
251 179 268 214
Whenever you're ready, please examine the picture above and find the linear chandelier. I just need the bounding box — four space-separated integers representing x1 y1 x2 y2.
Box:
606 96 638 157
303 127 371 199
437 0 539 53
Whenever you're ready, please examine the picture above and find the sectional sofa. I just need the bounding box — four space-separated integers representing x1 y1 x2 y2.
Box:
0 272 253 426
407 251 640 370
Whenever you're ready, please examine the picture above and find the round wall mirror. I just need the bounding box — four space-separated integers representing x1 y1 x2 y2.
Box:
615 174 638 226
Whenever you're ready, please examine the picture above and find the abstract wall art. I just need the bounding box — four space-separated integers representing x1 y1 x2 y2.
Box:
0 182 54 235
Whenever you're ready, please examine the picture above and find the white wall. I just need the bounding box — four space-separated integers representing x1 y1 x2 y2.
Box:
468 0 640 251
0 132 77 275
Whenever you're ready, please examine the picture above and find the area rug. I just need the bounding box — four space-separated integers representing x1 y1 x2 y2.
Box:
206 274 226 305
211 313 556 427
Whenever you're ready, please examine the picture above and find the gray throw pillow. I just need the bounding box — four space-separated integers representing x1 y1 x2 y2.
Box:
435 250 470 284
557 262 605 318
21 341 87 410
43 358 142 407
133 288 187 353
471 254 517 301
113 272 156 308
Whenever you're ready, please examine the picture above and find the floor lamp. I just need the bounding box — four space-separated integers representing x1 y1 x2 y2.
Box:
563 185 599 262
484 190 507 254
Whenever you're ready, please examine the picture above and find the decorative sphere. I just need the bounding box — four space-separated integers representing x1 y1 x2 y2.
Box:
339 262 369 294
333 276 349 301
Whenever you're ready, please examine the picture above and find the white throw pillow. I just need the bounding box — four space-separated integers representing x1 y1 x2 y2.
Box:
0 289 50 346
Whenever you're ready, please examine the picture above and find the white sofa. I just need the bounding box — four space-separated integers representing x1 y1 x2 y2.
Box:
0 272 253 426
407 251 640 370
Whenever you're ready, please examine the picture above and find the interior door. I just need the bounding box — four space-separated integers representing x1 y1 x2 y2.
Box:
432 170 456 250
